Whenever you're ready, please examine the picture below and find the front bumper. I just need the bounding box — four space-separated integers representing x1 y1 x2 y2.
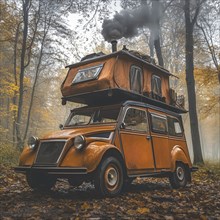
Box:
14 166 87 176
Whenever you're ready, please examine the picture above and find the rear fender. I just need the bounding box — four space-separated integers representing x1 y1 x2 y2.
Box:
171 145 190 172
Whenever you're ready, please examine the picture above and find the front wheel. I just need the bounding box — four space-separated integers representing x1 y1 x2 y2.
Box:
94 156 124 197
169 163 188 189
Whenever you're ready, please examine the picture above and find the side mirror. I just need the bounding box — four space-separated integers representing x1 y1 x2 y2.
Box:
59 124 64 130
120 122 126 129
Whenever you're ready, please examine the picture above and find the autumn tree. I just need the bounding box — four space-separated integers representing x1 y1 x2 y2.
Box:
0 1 20 144
184 0 205 164
148 0 164 67
196 0 220 83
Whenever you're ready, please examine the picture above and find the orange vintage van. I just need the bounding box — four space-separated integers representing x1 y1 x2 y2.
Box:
15 100 196 196
15 47 196 196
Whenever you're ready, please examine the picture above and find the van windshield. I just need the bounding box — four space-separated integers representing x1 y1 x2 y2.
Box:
65 105 121 127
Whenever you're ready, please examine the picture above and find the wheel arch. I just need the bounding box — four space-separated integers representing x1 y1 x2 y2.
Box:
61 141 123 173
171 145 191 172
98 147 127 177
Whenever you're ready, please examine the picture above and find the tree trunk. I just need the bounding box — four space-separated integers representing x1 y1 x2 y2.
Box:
184 0 204 164
149 33 154 58
23 17 49 141
150 0 164 67
16 0 30 150
12 22 21 147
154 37 164 67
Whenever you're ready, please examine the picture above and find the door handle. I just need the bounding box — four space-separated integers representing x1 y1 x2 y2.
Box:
146 135 151 140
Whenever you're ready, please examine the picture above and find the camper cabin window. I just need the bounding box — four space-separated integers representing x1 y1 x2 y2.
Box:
130 65 143 94
72 64 103 84
151 75 162 96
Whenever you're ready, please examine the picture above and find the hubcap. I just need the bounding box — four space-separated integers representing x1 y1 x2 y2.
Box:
106 167 118 186
104 164 120 191
176 166 184 181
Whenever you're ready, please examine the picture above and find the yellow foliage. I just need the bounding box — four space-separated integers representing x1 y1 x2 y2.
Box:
0 79 18 97
194 67 219 118
9 103 18 112
176 66 219 119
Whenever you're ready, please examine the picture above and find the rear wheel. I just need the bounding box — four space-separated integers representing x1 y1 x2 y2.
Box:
94 156 124 197
169 163 188 189
26 173 56 191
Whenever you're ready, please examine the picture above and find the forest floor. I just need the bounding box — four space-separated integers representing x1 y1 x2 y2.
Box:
0 164 220 220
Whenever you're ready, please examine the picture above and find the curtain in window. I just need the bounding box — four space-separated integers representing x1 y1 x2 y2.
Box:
130 66 143 94
151 75 162 96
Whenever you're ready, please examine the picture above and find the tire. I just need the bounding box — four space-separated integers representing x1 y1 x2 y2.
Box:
26 173 56 191
94 156 124 197
169 163 188 189
68 178 84 187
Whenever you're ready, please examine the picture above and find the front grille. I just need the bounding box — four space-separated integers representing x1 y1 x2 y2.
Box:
35 141 66 165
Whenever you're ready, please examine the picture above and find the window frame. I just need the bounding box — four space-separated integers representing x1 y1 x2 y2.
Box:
129 65 143 94
151 74 162 97
72 64 104 84
167 116 183 137
150 113 168 134
64 104 121 127
121 107 149 133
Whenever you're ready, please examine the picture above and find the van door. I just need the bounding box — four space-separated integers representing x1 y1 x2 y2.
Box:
148 111 170 169
119 107 155 174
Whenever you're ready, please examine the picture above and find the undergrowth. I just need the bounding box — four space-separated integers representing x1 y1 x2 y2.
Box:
0 143 20 166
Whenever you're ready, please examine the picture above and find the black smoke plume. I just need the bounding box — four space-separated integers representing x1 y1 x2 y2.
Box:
102 5 151 42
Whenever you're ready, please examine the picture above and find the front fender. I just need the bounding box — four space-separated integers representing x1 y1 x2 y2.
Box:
19 146 37 166
60 141 120 173
171 145 191 172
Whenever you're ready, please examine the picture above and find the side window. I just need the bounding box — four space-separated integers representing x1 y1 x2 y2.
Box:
130 65 143 94
151 114 167 134
151 75 162 96
123 108 148 132
168 117 183 136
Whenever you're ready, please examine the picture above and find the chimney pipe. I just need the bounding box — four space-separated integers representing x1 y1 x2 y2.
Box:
111 40 117 52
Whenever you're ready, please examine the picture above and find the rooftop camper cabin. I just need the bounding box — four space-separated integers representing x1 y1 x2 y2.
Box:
61 46 185 113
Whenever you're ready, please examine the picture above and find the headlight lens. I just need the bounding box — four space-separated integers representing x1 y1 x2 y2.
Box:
28 136 38 149
74 135 86 150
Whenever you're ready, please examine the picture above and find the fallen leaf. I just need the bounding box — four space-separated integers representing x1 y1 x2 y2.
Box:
136 207 150 214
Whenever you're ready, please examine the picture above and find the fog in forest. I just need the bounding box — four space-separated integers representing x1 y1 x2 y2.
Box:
183 114 220 163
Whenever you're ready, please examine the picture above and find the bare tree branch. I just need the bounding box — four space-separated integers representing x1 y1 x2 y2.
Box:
83 0 101 28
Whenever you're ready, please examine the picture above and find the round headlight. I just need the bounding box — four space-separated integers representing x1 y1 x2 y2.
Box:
74 135 86 150
28 136 38 149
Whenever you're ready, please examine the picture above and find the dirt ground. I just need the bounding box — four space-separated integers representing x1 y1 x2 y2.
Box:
0 164 220 220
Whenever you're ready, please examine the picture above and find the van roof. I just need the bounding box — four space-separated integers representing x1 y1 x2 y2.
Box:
73 100 185 118
122 100 184 117
66 50 174 77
